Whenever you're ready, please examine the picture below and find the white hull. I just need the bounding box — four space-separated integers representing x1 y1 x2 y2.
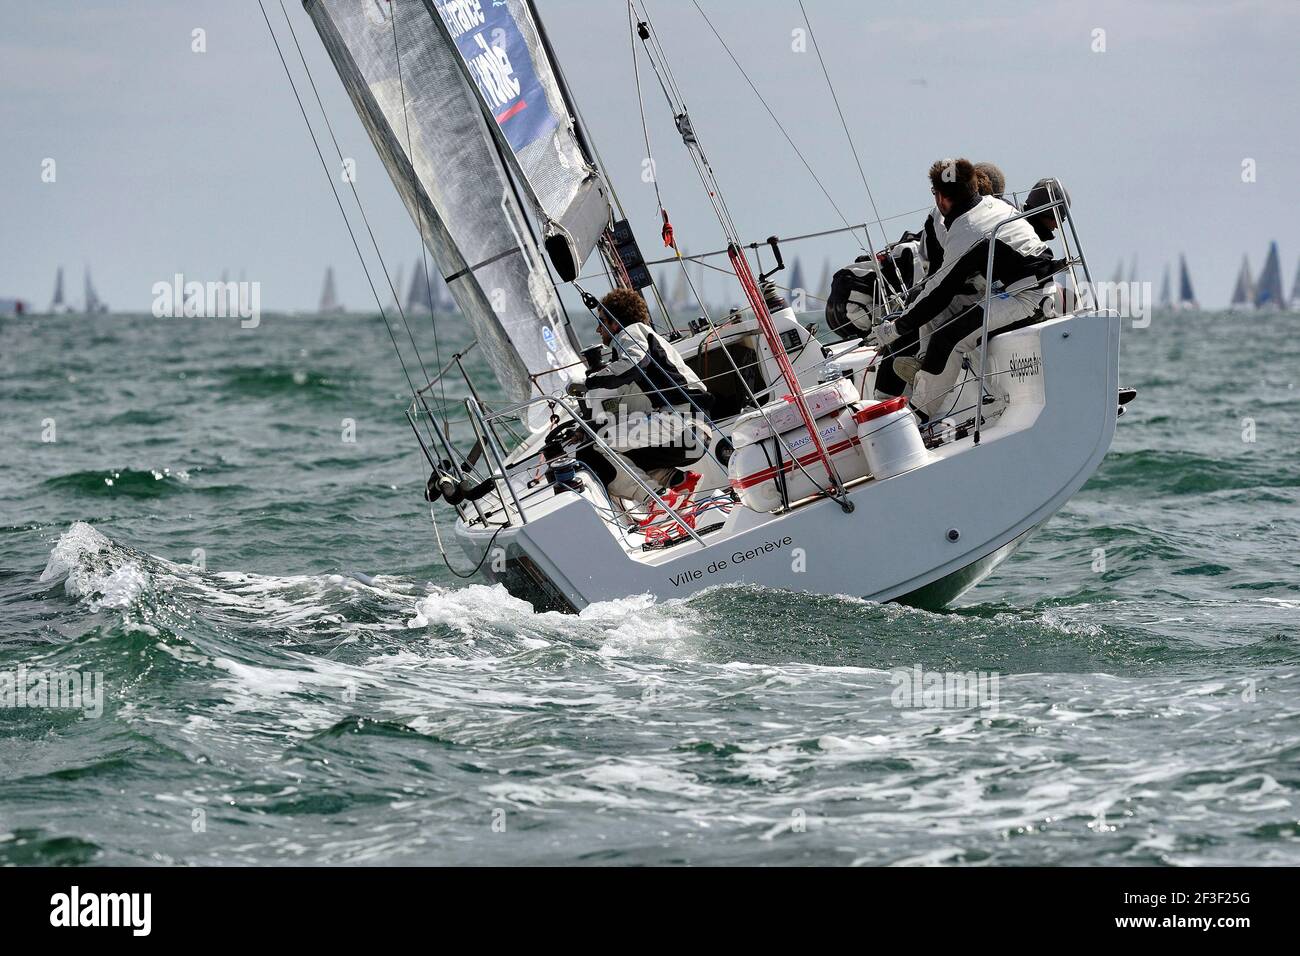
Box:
455 311 1121 612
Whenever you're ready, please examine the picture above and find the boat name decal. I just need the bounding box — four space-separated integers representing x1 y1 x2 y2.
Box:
667 535 794 588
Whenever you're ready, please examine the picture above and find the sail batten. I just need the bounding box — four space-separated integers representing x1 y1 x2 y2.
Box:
304 0 581 413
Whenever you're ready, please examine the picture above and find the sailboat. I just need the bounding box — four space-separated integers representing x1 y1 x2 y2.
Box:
404 259 432 315
1229 255 1255 311
1175 254 1198 311
289 0 1121 612
1290 259 1300 312
48 267 73 315
1253 241 1285 311
83 266 108 315
318 266 345 314
1157 264 1171 310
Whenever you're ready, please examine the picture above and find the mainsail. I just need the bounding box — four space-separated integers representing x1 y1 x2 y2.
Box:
1254 241 1285 311
1157 264 1171 309
304 0 583 409
1291 258 1300 310
1176 255 1197 310
429 0 611 283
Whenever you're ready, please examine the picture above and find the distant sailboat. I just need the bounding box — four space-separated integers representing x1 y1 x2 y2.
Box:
49 266 71 314
1229 255 1255 311
1176 255 1198 311
1290 258 1300 311
405 258 432 315
83 266 108 315
788 256 806 296
318 266 344 314
1157 264 1171 310
817 259 832 304
1253 241 1285 311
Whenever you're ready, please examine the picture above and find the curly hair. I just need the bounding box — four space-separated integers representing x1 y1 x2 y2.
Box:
599 288 650 328
928 157 978 204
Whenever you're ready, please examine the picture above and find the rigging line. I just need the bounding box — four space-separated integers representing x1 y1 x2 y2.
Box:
631 4 843 503
256 0 426 416
790 0 894 261
688 0 870 256
387 2 450 422
276 0 433 391
627 1 680 333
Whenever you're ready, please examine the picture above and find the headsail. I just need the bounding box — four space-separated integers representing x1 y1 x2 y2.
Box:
1229 255 1254 310
428 0 611 283
1254 241 1285 311
304 0 582 411
1176 255 1196 310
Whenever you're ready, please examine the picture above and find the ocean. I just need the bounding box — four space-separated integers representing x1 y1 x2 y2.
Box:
1 308 1297 865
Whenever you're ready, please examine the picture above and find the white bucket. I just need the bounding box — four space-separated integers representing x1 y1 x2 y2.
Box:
853 397 931 480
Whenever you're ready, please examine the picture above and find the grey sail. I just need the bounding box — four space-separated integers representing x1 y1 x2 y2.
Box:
1254 241 1285 311
405 258 431 315
50 267 66 312
304 0 582 409
319 266 343 314
1291 258 1300 310
428 0 611 283
1157 264 1171 309
1176 254 1196 310
1230 255 1254 310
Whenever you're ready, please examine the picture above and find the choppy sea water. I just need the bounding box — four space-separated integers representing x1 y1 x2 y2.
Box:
1 309 1297 866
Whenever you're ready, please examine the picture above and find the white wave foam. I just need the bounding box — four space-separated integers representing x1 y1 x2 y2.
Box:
41 521 150 610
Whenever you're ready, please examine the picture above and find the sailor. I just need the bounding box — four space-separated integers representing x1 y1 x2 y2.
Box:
871 157 1059 421
568 289 713 505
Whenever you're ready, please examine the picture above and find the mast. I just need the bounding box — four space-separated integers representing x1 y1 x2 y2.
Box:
629 6 850 508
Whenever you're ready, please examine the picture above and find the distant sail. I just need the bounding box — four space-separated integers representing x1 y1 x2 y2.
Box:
817 260 832 303
1254 241 1285 311
319 266 343 314
83 266 107 315
1229 255 1254 310
1157 264 1171 309
1291 258 1300 310
405 258 432 315
1176 255 1197 310
788 257 806 303
50 266 66 312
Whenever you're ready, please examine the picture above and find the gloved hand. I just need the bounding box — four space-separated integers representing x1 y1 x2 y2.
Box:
869 316 902 348
565 381 588 398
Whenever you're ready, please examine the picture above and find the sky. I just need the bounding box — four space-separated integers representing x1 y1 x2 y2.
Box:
2 0 1298 312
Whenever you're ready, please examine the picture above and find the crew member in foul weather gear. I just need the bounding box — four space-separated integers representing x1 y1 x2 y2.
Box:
570 289 714 503
870 158 1058 421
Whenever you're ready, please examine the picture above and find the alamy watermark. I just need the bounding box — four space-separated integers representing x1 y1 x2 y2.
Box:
151 273 260 328
1 667 104 718
891 665 1000 715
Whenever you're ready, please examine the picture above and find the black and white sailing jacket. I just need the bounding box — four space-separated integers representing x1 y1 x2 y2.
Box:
585 322 706 409
894 195 1057 338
